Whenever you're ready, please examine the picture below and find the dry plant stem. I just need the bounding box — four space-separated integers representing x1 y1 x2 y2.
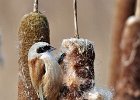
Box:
114 16 140 100
33 0 38 12
109 0 136 87
73 0 79 39
18 12 50 100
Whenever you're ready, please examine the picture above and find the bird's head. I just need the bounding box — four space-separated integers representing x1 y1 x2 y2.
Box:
28 42 56 60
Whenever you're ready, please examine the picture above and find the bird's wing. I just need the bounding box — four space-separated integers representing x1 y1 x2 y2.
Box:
35 58 46 80
28 58 46 99
36 58 46 100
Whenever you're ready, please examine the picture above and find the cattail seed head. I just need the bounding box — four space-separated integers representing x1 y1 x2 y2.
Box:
60 38 95 100
115 16 140 100
18 11 50 100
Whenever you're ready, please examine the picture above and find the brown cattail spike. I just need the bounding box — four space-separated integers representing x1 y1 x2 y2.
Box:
114 16 140 100
73 0 79 39
33 0 38 12
60 38 95 99
18 1 50 99
109 0 136 87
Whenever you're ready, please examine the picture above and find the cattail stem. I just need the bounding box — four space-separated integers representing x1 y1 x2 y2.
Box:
33 0 38 12
135 0 140 17
73 0 79 39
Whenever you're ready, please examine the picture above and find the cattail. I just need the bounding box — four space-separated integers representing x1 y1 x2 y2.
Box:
59 38 95 100
59 0 104 99
110 0 136 87
18 0 50 99
114 0 140 99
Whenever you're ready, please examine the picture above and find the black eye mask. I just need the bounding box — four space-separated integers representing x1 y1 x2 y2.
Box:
37 45 51 53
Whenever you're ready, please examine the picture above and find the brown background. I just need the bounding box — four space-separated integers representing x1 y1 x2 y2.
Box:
0 0 115 99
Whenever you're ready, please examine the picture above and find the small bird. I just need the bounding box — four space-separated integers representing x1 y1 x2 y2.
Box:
28 42 63 100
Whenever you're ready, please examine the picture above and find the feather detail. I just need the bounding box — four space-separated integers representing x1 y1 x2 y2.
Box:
39 85 44 100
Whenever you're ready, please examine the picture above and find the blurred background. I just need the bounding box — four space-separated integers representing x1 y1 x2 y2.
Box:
0 0 115 99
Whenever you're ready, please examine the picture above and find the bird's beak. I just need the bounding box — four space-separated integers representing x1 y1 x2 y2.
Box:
49 46 56 52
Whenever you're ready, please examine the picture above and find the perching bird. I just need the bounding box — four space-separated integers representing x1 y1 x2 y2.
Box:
28 42 63 100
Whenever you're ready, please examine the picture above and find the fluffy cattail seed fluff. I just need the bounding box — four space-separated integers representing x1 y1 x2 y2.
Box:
59 38 96 100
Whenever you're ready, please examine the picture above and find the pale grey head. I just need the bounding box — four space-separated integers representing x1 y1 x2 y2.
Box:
28 42 55 60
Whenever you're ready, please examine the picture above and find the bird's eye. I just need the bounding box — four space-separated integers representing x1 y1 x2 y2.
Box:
44 45 51 51
37 45 51 53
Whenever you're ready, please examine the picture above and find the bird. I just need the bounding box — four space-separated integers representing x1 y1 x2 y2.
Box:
28 42 63 100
